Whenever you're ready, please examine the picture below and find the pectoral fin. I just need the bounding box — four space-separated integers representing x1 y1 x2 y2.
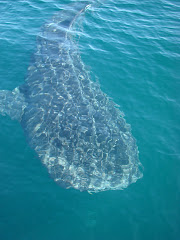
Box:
0 87 27 121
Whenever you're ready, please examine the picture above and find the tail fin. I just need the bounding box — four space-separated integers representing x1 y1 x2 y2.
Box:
0 87 26 121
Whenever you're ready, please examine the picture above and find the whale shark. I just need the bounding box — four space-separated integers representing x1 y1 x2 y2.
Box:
0 2 143 192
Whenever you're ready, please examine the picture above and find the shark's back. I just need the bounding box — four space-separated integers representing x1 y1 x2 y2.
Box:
0 2 143 192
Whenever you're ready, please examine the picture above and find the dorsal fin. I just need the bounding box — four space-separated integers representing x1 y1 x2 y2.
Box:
37 2 91 44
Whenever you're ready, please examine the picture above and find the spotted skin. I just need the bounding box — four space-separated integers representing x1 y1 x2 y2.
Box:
0 2 143 192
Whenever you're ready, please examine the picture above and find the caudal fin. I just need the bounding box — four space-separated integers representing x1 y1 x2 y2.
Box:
0 87 26 121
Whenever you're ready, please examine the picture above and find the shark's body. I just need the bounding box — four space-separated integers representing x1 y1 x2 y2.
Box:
0 2 143 192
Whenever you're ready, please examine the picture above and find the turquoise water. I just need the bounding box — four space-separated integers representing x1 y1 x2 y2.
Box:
0 0 179 239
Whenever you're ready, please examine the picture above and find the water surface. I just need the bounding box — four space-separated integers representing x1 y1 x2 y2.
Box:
0 0 179 239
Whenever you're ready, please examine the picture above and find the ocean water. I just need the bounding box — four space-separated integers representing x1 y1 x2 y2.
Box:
0 0 179 239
